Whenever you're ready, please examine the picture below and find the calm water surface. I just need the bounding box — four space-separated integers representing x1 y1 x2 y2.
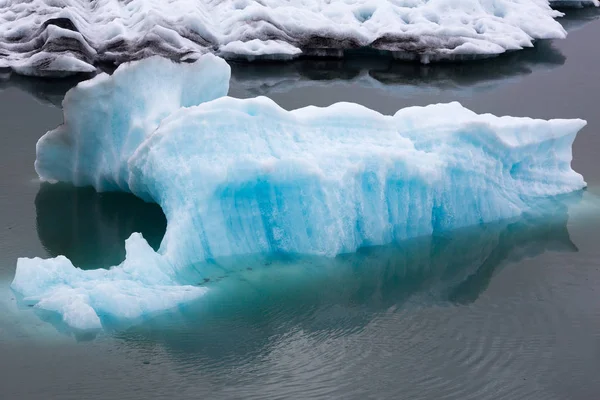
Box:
0 9 599 400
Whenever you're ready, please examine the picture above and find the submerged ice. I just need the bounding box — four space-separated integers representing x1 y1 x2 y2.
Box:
13 234 206 331
13 56 587 331
1 0 594 76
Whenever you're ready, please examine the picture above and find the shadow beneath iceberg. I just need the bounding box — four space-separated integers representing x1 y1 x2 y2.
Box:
35 182 166 270
106 194 580 367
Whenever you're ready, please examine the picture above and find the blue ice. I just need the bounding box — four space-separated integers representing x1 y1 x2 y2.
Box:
12 56 587 331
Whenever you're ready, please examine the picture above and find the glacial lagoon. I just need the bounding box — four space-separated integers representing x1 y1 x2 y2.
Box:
0 8 599 400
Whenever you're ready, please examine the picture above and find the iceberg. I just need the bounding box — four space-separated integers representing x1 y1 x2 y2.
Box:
0 0 589 76
13 56 586 331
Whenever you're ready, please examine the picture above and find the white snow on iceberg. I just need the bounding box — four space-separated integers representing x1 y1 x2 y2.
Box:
13 56 586 331
0 0 583 76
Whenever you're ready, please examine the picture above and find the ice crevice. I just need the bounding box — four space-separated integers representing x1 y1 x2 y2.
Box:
12 55 587 331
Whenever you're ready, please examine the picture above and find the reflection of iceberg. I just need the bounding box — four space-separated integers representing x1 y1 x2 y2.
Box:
35 182 166 270
0 41 566 107
115 201 578 365
2 8 598 107
552 0 599 7
556 6 600 31
12 56 586 332
0 73 86 107
0 0 572 76
230 41 567 98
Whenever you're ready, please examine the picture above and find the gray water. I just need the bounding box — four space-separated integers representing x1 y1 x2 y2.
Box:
1 8 600 399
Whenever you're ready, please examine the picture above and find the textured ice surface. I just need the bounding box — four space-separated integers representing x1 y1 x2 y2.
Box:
0 0 583 76
13 234 206 331
35 54 230 191
13 56 587 331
